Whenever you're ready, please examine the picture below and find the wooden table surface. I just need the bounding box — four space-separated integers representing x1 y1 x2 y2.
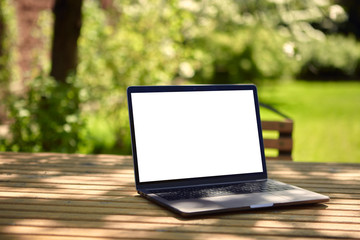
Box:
0 152 359 240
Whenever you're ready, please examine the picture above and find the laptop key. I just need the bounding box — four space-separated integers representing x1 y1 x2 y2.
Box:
153 180 294 201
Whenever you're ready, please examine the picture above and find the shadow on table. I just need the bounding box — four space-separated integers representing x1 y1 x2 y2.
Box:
0 152 358 239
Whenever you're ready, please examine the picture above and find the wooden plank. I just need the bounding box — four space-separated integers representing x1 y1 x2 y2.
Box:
0 182 135 191
0 190 138 200
1 175 359 189
1 221 360 239
0 181 356 194
0 235 108 240
3 168 358 180
266 155 292 161
0 152 133 164
263 138 293 151
0 187 136 196
3 162 358 176
1 216 360 233
0 227 259 240
2 153 358 171
0 201 358 218
0 194 357 211
261 121 293 133
0 192 357 208
0 163 133 170
0 211 356 229
5 161 357 174
0 207 359 225
0 176 136 185
0 234 320 240
0 185 358 197
2 174 359 186
0 195 356 211
0 168 134 175
0 179 358 197
1 228 336 240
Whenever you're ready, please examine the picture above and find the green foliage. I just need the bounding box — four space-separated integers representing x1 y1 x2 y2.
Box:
1 0 360 156
1 75 83 153
191 27 296 84
298 35 360 79
253 0 360 79
0 0 18 105
74 0 360 154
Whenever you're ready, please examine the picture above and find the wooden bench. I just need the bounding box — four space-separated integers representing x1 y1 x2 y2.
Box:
262 119 293 160
260 103 293 161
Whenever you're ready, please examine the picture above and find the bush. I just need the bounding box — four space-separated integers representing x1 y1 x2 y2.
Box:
1 75 83 153
191 27 298 84
297 35 360 80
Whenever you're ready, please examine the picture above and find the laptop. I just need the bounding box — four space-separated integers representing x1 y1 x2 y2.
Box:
127 84 329 217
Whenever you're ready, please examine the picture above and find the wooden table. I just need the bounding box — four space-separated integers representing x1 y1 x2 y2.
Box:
0 152 359 240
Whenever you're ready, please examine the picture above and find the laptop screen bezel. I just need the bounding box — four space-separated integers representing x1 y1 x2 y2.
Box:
127 84 268 190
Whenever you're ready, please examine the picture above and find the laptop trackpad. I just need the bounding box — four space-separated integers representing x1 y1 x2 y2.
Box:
212 192 289 208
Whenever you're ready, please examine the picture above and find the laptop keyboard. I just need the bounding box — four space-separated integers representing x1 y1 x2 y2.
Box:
152 180 294 201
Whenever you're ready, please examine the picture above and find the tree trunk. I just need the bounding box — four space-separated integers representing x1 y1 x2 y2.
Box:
0 0 5 70
0 0 8 123
50 0 83 83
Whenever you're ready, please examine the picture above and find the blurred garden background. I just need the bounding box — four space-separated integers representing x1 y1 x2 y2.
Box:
0 0 359 162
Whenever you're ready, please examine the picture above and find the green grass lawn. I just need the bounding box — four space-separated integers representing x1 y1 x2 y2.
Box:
258 81 360 163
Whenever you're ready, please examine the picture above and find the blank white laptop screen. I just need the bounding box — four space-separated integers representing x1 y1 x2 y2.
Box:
131 90 263 183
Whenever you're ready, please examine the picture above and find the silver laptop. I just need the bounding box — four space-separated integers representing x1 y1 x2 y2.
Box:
127 84 329 217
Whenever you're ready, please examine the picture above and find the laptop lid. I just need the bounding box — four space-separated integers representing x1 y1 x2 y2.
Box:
127 84 267 190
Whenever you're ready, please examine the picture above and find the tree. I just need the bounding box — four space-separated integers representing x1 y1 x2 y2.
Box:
0 1 4 65
36 0 84 152
0 0 10 123
50 0 83 83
